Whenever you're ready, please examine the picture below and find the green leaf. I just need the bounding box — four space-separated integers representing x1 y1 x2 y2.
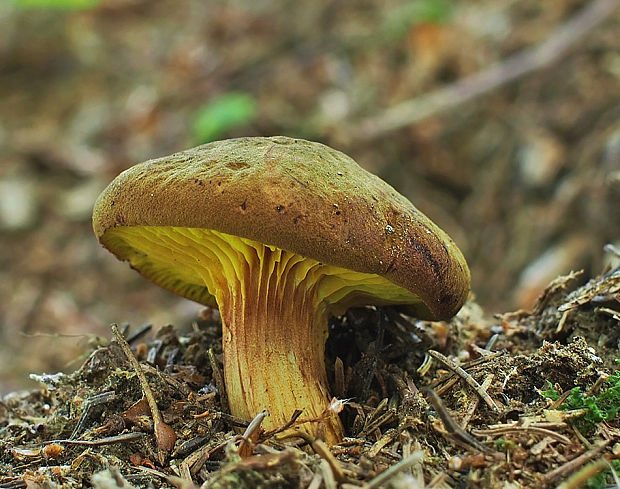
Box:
192 93 257 144
540 380 560 401
382 0 453 41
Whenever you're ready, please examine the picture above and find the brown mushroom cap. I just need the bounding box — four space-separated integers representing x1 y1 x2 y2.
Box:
93 136 469 320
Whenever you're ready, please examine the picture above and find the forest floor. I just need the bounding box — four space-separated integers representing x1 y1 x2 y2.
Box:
1 266 619 488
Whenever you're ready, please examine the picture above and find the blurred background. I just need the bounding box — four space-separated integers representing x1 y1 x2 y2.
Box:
1 0 618 393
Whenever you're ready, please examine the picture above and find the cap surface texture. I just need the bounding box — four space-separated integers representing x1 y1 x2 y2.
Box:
93 136 470 319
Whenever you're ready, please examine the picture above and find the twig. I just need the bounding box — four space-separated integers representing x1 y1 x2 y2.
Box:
461 374 493 429
242 409 269 440
125 323 152 344
548 388 573 410
359 0 619 137
425 388 490 454
70 390 117 439
544 440 611 483
111 323 177 464
361 309 387 400
47 432 146 446
368 428 397 458
312 439 348 484
472 425 571 444
428 350 500 412
428 351 504 391
262 409 303 438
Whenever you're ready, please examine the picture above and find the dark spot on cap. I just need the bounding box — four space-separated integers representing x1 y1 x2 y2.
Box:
440 293 453 305
411 238 441 279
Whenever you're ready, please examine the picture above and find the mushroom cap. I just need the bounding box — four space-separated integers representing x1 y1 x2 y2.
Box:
93 136 470 320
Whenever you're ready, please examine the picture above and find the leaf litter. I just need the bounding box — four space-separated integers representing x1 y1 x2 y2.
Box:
1 266 619 488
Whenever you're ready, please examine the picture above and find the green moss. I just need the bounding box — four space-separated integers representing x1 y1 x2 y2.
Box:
542 362 620 433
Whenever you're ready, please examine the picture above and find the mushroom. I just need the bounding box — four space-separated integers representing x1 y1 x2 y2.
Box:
92 136 470 444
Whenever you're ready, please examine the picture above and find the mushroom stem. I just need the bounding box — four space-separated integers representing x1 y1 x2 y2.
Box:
220 256 343 443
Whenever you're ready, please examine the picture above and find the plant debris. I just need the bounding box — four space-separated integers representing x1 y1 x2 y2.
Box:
1 267 619 488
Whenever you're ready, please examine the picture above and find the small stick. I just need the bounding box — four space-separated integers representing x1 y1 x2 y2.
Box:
242 410 269 440
556 309 571 333
584 373 609 398
111 323 177 464
368 429 397 458
237 409 269 458
427 351 504 390
425 388 490 454
312 439 348 483
47 432 146 446
125 323 152 344
544 440 611 482
70 390 117 439
473 426 570 444
361 310 387 400
461 374 493 429
262 409 303 438
428 350 500 412
416 353 433 376
434 376 459 396
549 389 572 410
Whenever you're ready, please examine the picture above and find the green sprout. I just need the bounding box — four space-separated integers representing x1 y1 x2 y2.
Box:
381 0 453 41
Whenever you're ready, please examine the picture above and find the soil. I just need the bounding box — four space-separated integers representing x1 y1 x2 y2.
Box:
1 267 619 488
